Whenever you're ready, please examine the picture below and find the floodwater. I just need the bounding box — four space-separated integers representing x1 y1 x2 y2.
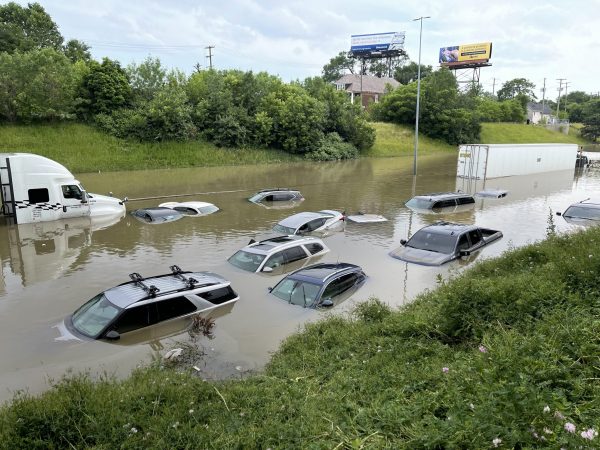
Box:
1 154 599 403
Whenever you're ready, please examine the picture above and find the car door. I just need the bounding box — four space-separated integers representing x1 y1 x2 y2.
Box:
467 229 483 250
262 251 286 271
60 184 91 218
283 246 309 264
320 272 365 307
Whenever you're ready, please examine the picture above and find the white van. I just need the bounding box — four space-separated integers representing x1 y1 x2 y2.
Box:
0 153 126 224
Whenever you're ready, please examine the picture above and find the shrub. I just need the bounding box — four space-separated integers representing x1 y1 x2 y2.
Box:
305 132 359 161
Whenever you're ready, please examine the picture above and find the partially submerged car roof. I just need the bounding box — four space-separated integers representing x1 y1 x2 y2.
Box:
277 211 336 228
243 235 324 254
286 262 362 284
416 221 479 235
412 192 472 201
106 270 228 309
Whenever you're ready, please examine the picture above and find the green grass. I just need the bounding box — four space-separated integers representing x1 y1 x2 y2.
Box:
366 122 457 157
0 123 301 173
480 122 588 145
3 227 600 448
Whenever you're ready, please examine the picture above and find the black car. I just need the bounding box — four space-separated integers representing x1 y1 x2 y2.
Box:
131 207 183 224
269 263 366 308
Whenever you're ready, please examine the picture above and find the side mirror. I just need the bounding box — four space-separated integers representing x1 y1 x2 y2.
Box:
320 298 334 308
400 239 407 246
556 212 562 216
105 330 120 340
81 190 88 204
262 266 273 273
459 250 471 257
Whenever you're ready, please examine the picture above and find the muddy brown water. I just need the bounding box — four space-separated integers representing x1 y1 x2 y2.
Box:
1 154 599 403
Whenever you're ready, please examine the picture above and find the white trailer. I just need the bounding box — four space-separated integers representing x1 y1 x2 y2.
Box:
0 153 126 224
456 144 578 179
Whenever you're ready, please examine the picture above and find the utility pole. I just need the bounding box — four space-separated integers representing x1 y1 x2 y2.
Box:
492 78 496 96
563 81 571 113
541 78 546 114
412 15 430 176
205 45 215 70
556 78 566 118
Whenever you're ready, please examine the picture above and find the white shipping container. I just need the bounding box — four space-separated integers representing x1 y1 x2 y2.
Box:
456 144 578 179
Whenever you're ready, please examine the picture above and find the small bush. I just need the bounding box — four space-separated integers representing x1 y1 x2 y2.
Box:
305 132 359 161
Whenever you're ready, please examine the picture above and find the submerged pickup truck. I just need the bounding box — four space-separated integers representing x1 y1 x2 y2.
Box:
390 221 503 266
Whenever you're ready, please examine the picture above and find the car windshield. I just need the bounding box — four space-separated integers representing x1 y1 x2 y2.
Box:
564 205 600 220
406 198 433 209
71 293 121 338
273 224 296 235
228 250 267 272
249 193 264 202
271 279 321 308
406 231 457 254
199 205 219 214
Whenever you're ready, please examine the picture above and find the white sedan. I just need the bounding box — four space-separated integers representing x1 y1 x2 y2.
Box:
273 210 345 235
158 201 220 216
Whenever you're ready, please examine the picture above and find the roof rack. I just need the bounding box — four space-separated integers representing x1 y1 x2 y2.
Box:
170 265 199 289
258 187 292 193
129 272 160 297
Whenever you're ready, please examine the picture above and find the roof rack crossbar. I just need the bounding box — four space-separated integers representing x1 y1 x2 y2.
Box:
170 265 199 289
129 272 160 298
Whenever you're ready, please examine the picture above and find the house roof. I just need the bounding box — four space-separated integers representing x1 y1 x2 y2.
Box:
334 74 400 94
527 102 553 115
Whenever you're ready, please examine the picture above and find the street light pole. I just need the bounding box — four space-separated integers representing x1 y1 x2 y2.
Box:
412 16 430 176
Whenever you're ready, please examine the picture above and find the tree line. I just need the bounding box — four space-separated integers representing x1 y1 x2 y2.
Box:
0 2 374 161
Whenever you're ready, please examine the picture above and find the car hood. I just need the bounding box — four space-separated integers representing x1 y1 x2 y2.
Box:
389 246 453 266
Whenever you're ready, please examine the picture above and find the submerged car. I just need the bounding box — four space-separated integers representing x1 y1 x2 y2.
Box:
158 201 220 216
557 199 600 224
269 263 367 308
391 222 503 266
273 210 345 235
406 192 475 211
475 189 508 198
131 207 183 224
63 266 239 340
249 188 304 205
228 235 329 273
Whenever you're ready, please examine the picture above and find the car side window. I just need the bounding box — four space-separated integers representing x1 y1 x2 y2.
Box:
304 243 324 255
62 184 83 200
322 273 359 300
174 207 198 216
114 304 158 334
467 229 482 246
306 218 327 231
457 234 470 250
274 193 294 201
264 251 285 269
198 286 237 304
457 196 475 205
283 246 308 263
155 297 197 322
433 199 456 208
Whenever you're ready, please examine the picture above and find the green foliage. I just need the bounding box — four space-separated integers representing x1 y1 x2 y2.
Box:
481 122 588 145
78 58 132 118
305 132 359 161
321 51 356 82
497 78 537 101
0 2 63 53
580 99 600 142
127 56 167 103
62 39 91 63
0 48 78 122
393 61 433 84
475 97 525 122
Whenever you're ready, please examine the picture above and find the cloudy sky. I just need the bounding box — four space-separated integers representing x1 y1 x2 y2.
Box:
20 0 600 98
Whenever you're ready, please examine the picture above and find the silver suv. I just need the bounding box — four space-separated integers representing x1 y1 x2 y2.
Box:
228 235 329 273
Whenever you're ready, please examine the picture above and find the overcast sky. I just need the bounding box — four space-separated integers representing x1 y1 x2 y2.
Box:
20 0 600 99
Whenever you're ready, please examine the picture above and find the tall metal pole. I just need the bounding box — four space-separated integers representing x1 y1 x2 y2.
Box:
413 16 430 176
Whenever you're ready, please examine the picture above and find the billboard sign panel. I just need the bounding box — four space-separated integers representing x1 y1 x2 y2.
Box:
439 42 492 66
350 32 406 56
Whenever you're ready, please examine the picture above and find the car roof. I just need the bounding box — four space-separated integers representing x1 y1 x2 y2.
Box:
411 192 474 201
104 271 228 309
278 211 335 228
160 201 217 209
242 235 325 255
133 207 183 218
415 221 478 236
285 263 362 284
255 188 299 194
570 199 600 209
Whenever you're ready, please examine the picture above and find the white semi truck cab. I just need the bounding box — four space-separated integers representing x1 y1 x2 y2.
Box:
0 153 126 224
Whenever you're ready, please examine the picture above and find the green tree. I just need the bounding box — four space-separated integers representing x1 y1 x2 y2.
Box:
393 61 433 84
63 39 91 63
0 48 77 122
78 58 131 118
127 56 167 103
580 99 600 141
321 51 356 83
0 2 63 53
497 78 536 101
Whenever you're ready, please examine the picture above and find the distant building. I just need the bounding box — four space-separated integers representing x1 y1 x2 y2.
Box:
334 74 399 108
526 102 554 124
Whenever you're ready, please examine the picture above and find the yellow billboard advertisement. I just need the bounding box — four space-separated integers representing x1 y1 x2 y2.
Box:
439 42 492 65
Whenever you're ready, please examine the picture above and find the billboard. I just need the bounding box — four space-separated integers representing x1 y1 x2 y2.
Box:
350 32 406 57
439 42 492 66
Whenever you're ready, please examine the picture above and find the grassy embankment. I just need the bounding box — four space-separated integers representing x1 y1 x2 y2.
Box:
2 227 600 448
0 123 300 173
